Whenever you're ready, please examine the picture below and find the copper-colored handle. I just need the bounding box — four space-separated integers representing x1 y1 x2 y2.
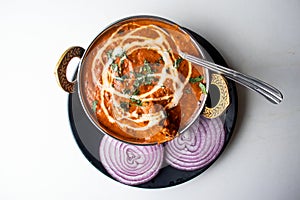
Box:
54 46 85 93
202 74 230 119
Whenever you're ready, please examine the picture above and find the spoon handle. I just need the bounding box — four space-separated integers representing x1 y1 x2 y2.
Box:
180 52 283 104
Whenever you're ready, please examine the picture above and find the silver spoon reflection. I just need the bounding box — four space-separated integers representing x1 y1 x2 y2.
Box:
179 51 283 104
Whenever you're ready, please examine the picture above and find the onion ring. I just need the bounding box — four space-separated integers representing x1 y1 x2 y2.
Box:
99 135 164 185
165 117 225 171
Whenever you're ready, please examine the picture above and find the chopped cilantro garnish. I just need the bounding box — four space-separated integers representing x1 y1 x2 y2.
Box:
106 50 113 59
120 59 125 66
92 100 98 113
133 79 140 88
189 76 204 83
144 79 152 85
135 72 144 78
144 65 152 73
198 82 207 94
133 89 140 95
130 97 142 106
143 60 152 73
189 76 206 94
174 57 183 69
130 71 136 77
121 74 128 80
123 88 131 94
111 63 118 72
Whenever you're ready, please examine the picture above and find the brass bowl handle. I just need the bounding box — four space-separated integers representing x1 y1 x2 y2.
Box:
55 46 85 93
202 74 230 119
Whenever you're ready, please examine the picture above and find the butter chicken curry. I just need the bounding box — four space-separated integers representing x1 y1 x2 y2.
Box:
82 17 207 144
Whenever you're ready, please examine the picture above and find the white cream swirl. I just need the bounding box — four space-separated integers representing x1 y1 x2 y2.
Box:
91 23 193 134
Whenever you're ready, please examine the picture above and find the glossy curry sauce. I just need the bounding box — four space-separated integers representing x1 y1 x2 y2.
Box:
82 17 207 144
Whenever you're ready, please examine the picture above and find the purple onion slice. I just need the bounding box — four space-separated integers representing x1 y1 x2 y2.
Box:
99 135 164 185
165 117 225 171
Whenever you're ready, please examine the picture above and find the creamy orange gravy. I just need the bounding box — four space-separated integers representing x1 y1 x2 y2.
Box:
82 17 206 144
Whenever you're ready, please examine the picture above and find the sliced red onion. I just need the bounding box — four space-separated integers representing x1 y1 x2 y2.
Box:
165 117 225 171
99 135 164 185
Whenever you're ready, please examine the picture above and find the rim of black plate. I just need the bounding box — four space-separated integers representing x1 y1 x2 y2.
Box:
67 28 238 188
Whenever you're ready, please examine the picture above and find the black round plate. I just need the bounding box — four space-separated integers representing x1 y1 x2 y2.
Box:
68 29 238 188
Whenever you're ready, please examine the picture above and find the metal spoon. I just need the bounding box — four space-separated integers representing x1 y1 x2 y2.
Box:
179 51 283 104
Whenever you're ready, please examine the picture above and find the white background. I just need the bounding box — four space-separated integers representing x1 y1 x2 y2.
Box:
1 0 299 199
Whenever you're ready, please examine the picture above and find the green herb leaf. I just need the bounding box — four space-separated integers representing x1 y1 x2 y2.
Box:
121 75 128 80
174 57 183 69
123 89 131 94
120 59 125 66
133 79 140 88
106 50 113 59
111 63 118 72
135 72 144 78
118 64 122 74
144 65 152 73
130 71 136 77
92 100 98 113
130 97 142 106
114 77 123 82
143 60 152 73
144 76 154 85
199 82 207 94
133 89 140 95
189 76 204 83
136 100 142 106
